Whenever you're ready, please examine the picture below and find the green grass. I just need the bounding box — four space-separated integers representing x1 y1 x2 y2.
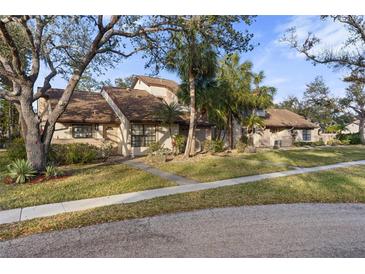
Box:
152 145 365 182
0 162 175 210
0 151 10 179
1 165 364 241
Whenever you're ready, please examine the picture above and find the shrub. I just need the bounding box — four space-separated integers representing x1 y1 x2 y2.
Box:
294 141 312 147
327 139 343 146
235 140 247 153
6 137 26 161
204 139 225 153
7 159 36 184
48 144 98 165
98 141 114 159
338 133 361 145
147 142 172 163
66 144 98 164
173 134 186 155
44 165 63 178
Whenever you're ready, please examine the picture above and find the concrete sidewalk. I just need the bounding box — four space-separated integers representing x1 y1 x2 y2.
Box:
124 160 199 185
1 159 365 225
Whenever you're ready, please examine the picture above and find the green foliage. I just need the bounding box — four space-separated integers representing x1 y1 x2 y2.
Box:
338 133 361 145
204 139 225 153
98 142 115 160
44 165 63 178
173 134 186 155
325 124 345 134
6 137 26 161
235 139 247 153
7 159 36 184
147 142 171 163
48 144 98 165
327 139 343 146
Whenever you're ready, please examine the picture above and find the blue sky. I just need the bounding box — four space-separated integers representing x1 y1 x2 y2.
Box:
40 16 350 103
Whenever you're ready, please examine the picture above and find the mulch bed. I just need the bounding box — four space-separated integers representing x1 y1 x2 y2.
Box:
2 174 71 185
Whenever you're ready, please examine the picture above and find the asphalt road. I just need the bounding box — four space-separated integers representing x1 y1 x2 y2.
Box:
1 203 365 257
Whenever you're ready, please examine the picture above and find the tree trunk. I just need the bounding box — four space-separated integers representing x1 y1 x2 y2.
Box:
184 69 196 158
26 131 46 172
228 111 233 149
359 117 365 144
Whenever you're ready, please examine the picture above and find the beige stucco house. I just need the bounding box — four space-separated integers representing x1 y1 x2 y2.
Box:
38 76 212 156
38 75 323 154
230 108 321 148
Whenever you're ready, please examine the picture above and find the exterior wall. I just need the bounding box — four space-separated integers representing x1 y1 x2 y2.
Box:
133 80 178 104
51 122 121 148
194 127 212 151
294 128 320 143
344 122 359 134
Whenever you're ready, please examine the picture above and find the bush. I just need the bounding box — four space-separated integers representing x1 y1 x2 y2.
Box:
44 165 63 178
172 134 186 155
7 159 36 184
147 142 172 163
98 141 115 159
204 140 225 153
338 133 361 145
294 141 312 147
6 137 26 161
235 139 247 153
327 139 343 146
48 143 98 165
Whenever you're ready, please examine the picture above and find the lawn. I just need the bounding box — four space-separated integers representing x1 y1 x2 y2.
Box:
1 165 365 241
0 161 175 210
151 145 365 182
0 151 10 179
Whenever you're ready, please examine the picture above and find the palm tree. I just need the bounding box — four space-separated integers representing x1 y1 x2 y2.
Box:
242 113 265 146
155 101 183 147
165 33 217 158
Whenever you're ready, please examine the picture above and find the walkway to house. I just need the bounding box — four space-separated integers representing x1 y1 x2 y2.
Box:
1 159 365 225
124 159 199 185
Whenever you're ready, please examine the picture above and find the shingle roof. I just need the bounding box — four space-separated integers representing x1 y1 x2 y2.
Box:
102 87 211 126
42 88 119 124
264 108 318 129
133 75 179 93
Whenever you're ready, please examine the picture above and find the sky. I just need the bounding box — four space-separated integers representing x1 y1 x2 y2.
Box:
38 15 351 103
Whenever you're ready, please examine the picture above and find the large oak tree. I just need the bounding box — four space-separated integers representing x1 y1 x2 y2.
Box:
0 15 170 171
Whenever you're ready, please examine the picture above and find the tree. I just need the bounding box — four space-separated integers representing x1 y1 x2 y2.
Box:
0 15 171 171
114 76 135 88
340 81 365 144
282 16 365 83
282 15 365 127
155 100 183 145
154 16 256 158
216 53 275 148
277 95 306 116
302 76 338 129
242 113 265 146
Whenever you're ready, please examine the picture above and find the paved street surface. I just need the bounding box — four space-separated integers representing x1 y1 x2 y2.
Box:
1 203 365 257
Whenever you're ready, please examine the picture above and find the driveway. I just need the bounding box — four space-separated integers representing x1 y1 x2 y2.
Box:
1 203 365 257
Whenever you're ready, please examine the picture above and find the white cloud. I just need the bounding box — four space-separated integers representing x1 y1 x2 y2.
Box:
274 16 356 59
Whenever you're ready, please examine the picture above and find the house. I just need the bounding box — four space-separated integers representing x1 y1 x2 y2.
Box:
38 77 212 157
38 76 322 154
230 108 321 148
344 120 360 134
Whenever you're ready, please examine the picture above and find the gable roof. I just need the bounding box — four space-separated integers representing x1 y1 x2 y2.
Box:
264 108 318 129
41 88 119 124
133 75 179 93
102 87 211 126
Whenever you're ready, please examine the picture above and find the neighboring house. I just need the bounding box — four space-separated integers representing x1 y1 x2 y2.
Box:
38 80 212 157
344 120 360 134
230 108 320 148
131 75 180 104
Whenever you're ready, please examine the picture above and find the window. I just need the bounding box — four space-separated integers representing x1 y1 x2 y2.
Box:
72 124 93 138
302 129 311 141
131 124 156 147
